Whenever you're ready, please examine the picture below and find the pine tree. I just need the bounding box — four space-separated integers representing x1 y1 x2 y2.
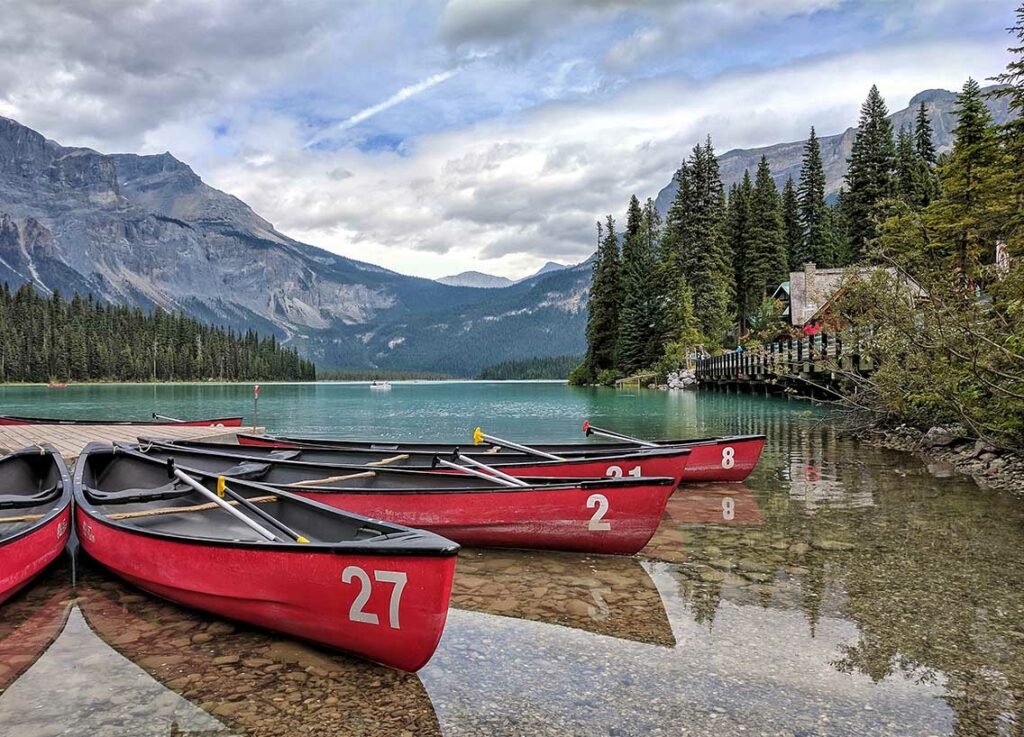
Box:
894 125 918 206
798 126 831 267
662 138 732 347
915 101 937 164
781 177 801 272
925 77 1006 277
742 156 788 329
584 216 622 376
617 196 663 373
992 3 1024 248
726 173 754 326
845 85 896 261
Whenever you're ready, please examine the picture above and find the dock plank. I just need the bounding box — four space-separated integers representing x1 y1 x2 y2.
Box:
0 425 262 461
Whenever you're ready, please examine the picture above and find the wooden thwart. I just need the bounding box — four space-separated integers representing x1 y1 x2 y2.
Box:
365 454 410 467
287 471 376 487
106 495 278 521
0 513 43 524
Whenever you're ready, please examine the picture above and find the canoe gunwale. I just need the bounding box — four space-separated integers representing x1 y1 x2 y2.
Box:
73 443 460 557
0 445 73 549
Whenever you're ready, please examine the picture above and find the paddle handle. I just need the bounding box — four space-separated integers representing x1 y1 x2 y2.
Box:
454 451 531 487
475 430 563 461
152 413 186 423
172 468 281 541
582 421 658 448
433 456 526 488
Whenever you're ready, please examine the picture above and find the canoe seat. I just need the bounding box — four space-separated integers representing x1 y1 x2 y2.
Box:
85 481 193 505
0 481 62 510
218 461 272 480
267 450 302 461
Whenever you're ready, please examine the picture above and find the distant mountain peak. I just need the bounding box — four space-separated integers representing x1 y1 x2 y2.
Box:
437 270 514 288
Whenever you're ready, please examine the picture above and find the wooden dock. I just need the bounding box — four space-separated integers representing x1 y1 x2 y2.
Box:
0 425 262 461
695 331 874 397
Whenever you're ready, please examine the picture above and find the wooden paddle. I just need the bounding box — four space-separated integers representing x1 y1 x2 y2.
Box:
0 513 43 524
107 495 278 521
365 454 410 467
287 471 376 487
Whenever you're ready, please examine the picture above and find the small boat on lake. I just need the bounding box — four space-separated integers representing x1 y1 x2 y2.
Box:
235 430 763 482
74 443 460 671
132 442 677 554
0 445 72 605
369 380 392 391
0 414 243 427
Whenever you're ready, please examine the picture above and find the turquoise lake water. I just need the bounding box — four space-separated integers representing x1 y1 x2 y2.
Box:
1 382 1022 736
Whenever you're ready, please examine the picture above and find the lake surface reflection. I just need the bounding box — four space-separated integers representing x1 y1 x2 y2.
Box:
1 385 1022 736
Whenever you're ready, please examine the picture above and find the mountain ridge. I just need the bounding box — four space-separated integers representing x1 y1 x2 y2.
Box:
0 115 590 375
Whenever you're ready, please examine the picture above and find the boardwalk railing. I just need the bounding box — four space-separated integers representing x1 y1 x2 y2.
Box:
695 331 874 391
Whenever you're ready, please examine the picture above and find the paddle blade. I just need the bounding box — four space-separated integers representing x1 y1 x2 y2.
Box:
473 427 484 445
582 420 591 435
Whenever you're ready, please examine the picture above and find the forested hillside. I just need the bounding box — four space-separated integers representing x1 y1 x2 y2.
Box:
477 355 581 380
0 284 315 382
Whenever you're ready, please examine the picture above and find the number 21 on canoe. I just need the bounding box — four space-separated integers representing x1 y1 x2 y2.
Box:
72 443 460 672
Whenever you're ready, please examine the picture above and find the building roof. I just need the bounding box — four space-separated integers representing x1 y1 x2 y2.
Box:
785 265 924 326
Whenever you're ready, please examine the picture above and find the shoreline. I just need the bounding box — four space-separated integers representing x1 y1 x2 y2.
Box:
858 425 1024 498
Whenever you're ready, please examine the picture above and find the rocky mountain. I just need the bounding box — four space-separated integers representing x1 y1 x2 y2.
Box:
437 271 514 288
0 116 589 375
655 86 1012 215
522 261 567 281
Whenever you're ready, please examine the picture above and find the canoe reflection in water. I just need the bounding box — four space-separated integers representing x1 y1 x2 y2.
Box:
71 567 443 737
451 548 674 647
643 484 765 562
0 567 73 693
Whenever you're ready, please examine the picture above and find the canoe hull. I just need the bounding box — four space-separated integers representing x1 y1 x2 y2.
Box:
289 482 673 555
237 434 763 482
677 436 765 482
76 508 456 672
432 452 687 487
0 506 70 605
0 416 243 427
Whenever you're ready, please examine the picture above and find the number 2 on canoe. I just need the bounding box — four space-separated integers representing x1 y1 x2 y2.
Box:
605 465 642 478
587 493 611 531
342 566 408 629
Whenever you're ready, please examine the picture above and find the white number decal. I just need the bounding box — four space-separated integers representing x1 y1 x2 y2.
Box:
57 519 68 539
587 493 611 531
374 570 408 629
721 446 735 469
342 566 378 625
342 567 408 629
722 497 735 521
605 465 622 478
628 466 641 478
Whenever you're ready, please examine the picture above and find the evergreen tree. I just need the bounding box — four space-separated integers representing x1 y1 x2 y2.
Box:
798 126 831 267
992 3 1024 249
925 77 1006 277
584 216 622 376
845 85 896 261
914 101 937 164
726 173 754 326
662 138 732 347
742 156 788 328
781 177 801 272
617 197 663 373
894 125 918 206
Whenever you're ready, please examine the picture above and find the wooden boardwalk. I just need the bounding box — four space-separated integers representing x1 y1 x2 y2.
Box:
695 331 874 397
0 425 261 461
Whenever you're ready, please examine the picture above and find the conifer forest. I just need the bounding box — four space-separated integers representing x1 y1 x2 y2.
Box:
574 6 1024 449
0 284 316 383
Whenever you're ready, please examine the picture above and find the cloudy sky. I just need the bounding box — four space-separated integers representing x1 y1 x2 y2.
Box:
0 1 1016 279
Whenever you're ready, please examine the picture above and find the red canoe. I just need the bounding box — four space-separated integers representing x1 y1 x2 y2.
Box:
74 443 459 672
143 437 692 486
132 443 678 555
0 446 73 606
235 432 763 482
0 414 243 427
